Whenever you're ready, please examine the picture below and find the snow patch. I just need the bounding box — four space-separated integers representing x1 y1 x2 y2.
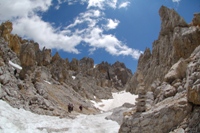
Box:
44 80 51 84
72 76 76 80
0 100 119 133
9 61 22 70
91 91 138 111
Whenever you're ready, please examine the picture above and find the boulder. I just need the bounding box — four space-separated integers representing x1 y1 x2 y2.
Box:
119 95 192 133
106 106 130 125
164 58 187 83
163 84 177 98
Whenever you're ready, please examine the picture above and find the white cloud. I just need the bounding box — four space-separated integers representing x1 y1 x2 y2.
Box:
107 0 118 9
118 1 130 9
0 0 81 54
66 9 102 30
13 16 81 54
0 0 51 21
93 10 101 17
105 19 120 30
172 0 181 3
87 0 121 9
83 27 142 59
55 5 60 10
87 0 105 9
56 0 130 10
0 0 142 59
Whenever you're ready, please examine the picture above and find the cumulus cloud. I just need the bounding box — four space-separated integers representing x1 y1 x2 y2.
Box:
55 0 132 10
0 0 81 53
107 0 118 9
87 0 105 9
66 9 102 30
13 16 81 54
83 27 141 59
105 19 120 30
0 0 142 59
118 1 130 9
0 0 51 21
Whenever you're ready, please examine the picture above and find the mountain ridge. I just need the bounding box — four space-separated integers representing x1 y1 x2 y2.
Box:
0 20 132 117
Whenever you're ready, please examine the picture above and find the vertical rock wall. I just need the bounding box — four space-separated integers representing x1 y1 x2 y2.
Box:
126 6 200 94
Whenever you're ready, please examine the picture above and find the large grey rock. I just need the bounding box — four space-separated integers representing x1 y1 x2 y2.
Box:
164 58 187 83
169 128 185 133
163 84 177 98
106 106 130 125
119 95 192 133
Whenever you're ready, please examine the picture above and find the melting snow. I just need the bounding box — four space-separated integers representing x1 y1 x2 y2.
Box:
0 91 137 133
0 100 119 133
91 91 138 111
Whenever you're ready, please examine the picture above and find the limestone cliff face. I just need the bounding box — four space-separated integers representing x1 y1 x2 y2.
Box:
186 46 200 105
126 6 200 94
0 21 22 56
119 6 200 133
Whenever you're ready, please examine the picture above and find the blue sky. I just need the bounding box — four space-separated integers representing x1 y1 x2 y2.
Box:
0 0 199 73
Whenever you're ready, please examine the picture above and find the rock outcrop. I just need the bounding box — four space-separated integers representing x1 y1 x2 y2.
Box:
126 5 200 94
119 94 192 133
186 45 200 105
120 6 200 133
191 13 200 26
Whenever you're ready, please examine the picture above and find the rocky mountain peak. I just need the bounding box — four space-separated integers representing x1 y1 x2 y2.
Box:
191 13 200 26
79 57 94 69
0 21 13 41
51 52 61 63
126 6 200 94
159 5 188 36
112 61 125 68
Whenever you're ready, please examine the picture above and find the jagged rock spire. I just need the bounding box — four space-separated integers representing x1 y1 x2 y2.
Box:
159 5 188 36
